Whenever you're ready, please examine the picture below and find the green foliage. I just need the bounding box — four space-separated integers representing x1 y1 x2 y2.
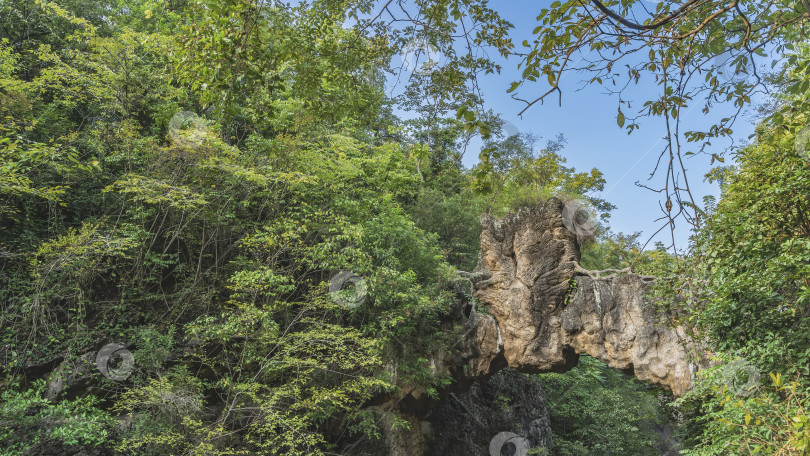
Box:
581 231 667 272
3 1 763 455
472 130 613 217
537 356 672 456
411 186 483 271
494 0 810 225
0 1 477 453
0 380 114 455
679 364 810 456
693 126 810 367
648 47 810 455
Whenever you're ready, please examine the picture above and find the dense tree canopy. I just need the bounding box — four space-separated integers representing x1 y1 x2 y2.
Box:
0 1 808 455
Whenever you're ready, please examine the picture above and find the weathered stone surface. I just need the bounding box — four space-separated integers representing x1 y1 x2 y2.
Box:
378 410 429 456
427 369 552 455
453 307 504 379
562 274 696 395
463 198 698 396
46 351 96 399
472 201 581 374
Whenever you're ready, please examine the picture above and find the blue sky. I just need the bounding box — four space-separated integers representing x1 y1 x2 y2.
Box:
386 2 765 250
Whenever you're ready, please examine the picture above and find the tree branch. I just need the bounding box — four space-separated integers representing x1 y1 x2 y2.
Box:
589 0 701 31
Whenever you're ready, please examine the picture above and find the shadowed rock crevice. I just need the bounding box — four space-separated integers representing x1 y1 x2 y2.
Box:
427 369 553 455
454 198 698 396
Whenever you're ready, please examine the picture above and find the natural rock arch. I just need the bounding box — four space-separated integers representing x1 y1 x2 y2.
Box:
453 198 699 396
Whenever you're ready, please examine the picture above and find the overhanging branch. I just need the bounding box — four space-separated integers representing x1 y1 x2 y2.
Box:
589 0 701 31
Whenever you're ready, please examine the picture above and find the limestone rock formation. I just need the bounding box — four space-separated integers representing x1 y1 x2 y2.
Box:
455 198 698 396
561 274 696 396
339 199 698 455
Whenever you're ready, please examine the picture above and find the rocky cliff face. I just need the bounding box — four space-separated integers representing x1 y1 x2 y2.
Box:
453 199 698 396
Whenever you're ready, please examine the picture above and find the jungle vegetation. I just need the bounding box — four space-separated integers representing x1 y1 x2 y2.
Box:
0 0 808 455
